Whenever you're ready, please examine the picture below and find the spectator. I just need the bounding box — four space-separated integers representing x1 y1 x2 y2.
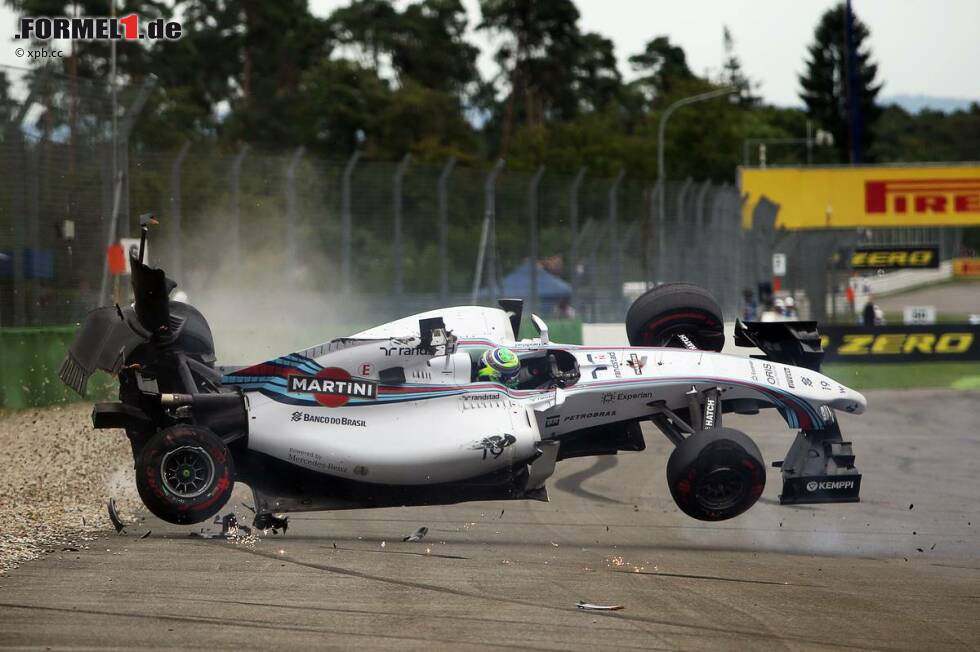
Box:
784 296 799 318
862 296 877 327
742 289 759 321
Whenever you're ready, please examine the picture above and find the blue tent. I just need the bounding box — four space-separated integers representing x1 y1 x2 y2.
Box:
499 260 572 300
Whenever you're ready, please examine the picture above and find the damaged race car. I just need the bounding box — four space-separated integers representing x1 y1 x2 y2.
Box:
59 217 866 529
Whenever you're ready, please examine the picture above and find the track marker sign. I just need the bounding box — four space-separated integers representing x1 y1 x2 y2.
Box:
903 306 936 325
772 253 787 277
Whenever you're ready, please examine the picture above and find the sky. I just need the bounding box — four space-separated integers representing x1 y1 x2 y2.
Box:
319 0 980 107
1 0 978 108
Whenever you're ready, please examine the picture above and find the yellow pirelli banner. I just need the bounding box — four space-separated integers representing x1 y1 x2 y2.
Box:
739 164 980 230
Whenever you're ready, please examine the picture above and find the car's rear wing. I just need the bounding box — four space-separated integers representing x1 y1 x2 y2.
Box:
59 306 151 396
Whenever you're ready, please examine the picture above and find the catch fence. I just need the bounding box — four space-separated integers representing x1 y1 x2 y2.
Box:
1 64 774 334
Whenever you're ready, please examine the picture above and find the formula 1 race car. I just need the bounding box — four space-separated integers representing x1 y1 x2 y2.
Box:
59 218 865 528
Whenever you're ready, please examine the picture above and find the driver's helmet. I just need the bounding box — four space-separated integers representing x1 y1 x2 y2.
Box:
478 347 521 382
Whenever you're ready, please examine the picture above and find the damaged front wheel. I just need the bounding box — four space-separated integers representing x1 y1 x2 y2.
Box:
136 425 235 525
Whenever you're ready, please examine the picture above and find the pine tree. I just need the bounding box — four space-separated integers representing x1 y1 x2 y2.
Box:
799 2 881 162
721 26 758 106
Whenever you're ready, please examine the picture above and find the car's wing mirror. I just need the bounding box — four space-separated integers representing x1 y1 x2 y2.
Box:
531 314 549 344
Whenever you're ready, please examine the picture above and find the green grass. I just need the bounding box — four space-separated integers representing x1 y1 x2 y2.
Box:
822 362 980 390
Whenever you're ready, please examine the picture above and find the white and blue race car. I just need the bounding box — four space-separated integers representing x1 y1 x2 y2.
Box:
60 219 865 529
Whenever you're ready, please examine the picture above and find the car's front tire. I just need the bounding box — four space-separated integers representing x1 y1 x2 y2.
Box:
135 424 234 525
666 427 765 521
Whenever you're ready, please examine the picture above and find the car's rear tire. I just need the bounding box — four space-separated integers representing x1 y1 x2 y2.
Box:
666 427 765 521
626 283 724 351
135 424 234 525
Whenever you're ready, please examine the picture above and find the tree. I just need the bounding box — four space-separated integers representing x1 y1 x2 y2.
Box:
478 0 585 153
221 0 331 146
294 59 390 155
721 26 758 106
0 70 17 126
320 0 479 157
572 32 622 114
326 0 399 70
869 102 980 163
628 36 694 106
390 0 480 97
327 0 479 97
799 2 881 162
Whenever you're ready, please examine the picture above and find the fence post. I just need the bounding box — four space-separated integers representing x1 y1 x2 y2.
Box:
587 220 610 321
169 141 191 282
4 72 48 324
392 154 411 296
438 157 456 301
472 158 505 304
691 181 711 286
608 169 625 310
694 181 711 231
674 177 693 283
528 166 545 315
568 167 586 301
732 187 746 314
285 146 305 262
28 140 42 324
9 135 27 325
340 150 360 295
646 179 662 285
116 75 156 239
229 143 249 266
98 75 156 306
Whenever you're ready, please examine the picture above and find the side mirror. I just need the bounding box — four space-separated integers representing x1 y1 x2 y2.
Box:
530 314 549 344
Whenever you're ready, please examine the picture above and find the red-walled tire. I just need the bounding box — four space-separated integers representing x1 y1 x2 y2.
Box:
626 283 724 351
135 425 234 525
666 427 765 521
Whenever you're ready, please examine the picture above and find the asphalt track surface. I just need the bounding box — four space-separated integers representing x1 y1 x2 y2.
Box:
1 389 978 650
876 280 980 315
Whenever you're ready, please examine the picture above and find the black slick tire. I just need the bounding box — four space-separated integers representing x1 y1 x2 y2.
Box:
666 427 765 521
625 282 724 350
135 424 234 525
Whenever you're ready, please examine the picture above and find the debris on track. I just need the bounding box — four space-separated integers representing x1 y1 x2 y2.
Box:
577 601 624 611
107 498 126 533
403 526 428 542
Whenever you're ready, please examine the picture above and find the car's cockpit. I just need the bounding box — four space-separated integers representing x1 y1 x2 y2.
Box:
469 349 580 389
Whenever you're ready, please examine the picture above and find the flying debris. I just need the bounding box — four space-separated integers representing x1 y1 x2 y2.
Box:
577 602 624 611
106 498 125 534
403 526 428 542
